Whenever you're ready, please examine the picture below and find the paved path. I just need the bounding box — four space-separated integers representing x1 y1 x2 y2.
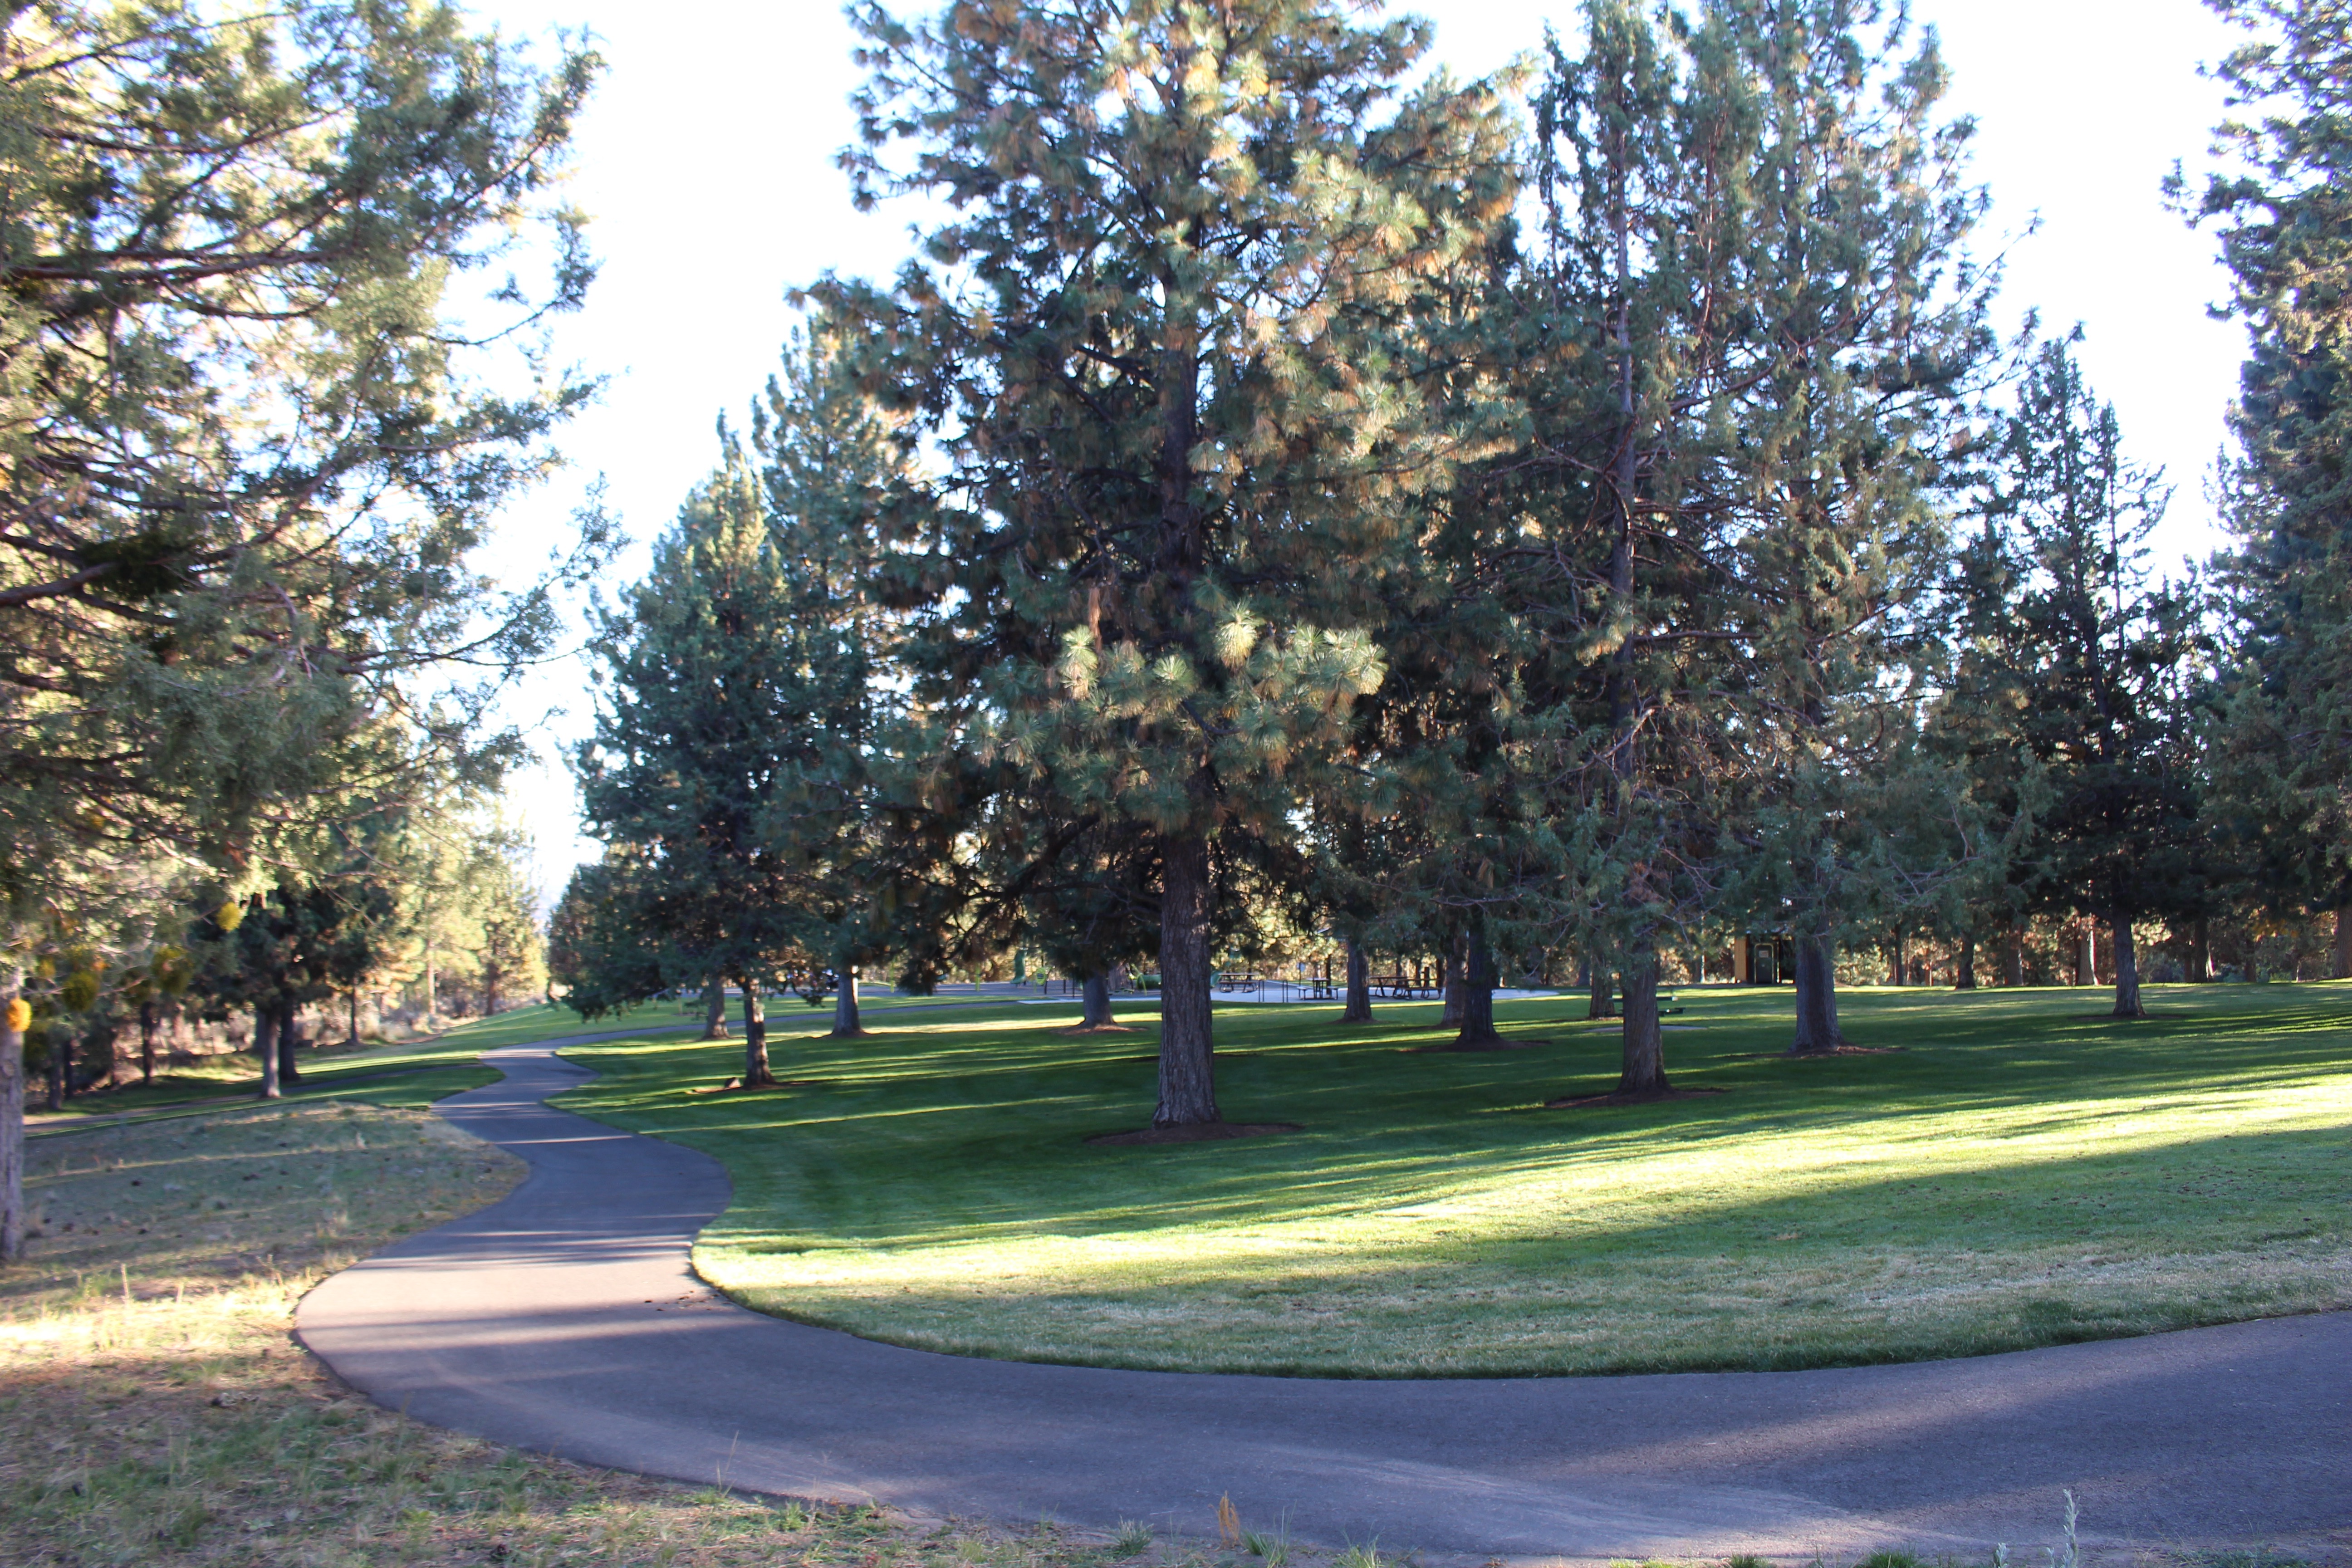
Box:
296 1038 2351 1561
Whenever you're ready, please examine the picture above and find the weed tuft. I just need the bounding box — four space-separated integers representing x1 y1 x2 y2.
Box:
1242 1520 1292 1567
1112 1519 1155 1558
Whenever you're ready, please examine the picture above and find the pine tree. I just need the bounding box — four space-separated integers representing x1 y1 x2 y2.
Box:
0 1 605 1260
1960 341 2207 1019
1699 0 1995 1054
577 458 822 1087
819 0 1516 1127
2188 0 2352 975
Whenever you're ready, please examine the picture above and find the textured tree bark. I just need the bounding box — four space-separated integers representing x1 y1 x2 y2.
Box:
1587 965 1617 1019
276 1000 303 1087
2190 917 2210 982
1080 971 1117 1028
2 978 24 1262
253 1006 280 1099
140 1001 157 1084
2336 908 2351 980
700 972 730 1039
1789 936 1845 1054
2110 913 2144 1019
2004 923 2026 987
830 958 865 1038
1340 938 1373 1024
1886 925 1905 986
346 989 362 1047
741 975 774 1086
1154 833 1219 1127
1955 931 1977 990
1616 945 1669 1096
1452 926 1504 1045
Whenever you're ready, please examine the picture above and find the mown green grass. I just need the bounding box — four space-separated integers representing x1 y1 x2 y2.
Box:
34 991 1070 1129
553 983 2352 1377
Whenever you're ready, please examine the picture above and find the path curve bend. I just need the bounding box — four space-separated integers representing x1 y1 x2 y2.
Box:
295 1039 2350 1560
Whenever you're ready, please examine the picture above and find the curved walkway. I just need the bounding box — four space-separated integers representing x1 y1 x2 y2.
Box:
296 1038 2350 1560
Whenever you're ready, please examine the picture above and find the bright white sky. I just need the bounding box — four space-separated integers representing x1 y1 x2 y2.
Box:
472 0 2253 902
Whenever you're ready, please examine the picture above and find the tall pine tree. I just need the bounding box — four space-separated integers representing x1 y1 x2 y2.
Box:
819 0 1515 1128
2190 0 2352 975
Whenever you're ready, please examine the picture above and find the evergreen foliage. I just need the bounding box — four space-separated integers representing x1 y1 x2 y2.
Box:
815 0 1519 1126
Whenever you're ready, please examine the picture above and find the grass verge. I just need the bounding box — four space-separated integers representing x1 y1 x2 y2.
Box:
551 983 2352 1377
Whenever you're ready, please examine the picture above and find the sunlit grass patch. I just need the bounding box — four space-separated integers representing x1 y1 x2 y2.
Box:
557 983 2352 1376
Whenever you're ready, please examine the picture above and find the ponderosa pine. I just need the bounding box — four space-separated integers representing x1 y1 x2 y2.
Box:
821 0 1514 1126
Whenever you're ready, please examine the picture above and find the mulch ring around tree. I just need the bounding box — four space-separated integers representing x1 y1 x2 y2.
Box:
1058 1022 1138 1036
1086 1122 1303 1146
1404 1037 1550 1053
1544 1086 1730 1109
692 1078 831 1095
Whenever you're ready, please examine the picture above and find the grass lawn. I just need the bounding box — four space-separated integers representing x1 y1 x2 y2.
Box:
27 992 1056 1131
0 1074 1173 1568
551 983 2352 1377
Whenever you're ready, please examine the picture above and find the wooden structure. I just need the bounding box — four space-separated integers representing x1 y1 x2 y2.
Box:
1732 933 1794 985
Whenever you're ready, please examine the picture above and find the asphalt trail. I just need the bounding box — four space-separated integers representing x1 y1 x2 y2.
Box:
295 1036 2350 1559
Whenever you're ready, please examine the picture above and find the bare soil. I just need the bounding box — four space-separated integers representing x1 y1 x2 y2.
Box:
1086 1122 1303 1146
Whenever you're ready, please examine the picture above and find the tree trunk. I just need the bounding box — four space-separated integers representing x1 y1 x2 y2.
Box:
831 956 865 1038
1886 925 1905 986
2004 923 2026 987
1453 926 1503 1046
253 1006 280 1099
2 978 24 1261
45 1042 64 1111
2190 917 2210 983
346 989 361 1047
276 1000 303 1087
2110 913 2144 1019
1616 944 1669 1096
2335 908 2351 980
1789 935 1845 1054
741 975 774 1087
139 1001 157 1084
1440 934 1465 1027
1955 931 1977 990
422 936 437 1023
1153 833 1219 1127
1587 965 1617 1019
1080 971 1116 1029
701 971 730 1039
1340 938 1373 1024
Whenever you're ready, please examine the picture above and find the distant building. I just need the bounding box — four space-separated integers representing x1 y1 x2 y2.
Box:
1732 933 1793 985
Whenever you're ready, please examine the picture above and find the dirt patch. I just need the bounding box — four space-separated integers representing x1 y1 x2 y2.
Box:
1086 1121 1303 1146
1544 1086 1731 1108
694 1078 830 1095
1057 1022 1138 1036
1404 1038 1549 1053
